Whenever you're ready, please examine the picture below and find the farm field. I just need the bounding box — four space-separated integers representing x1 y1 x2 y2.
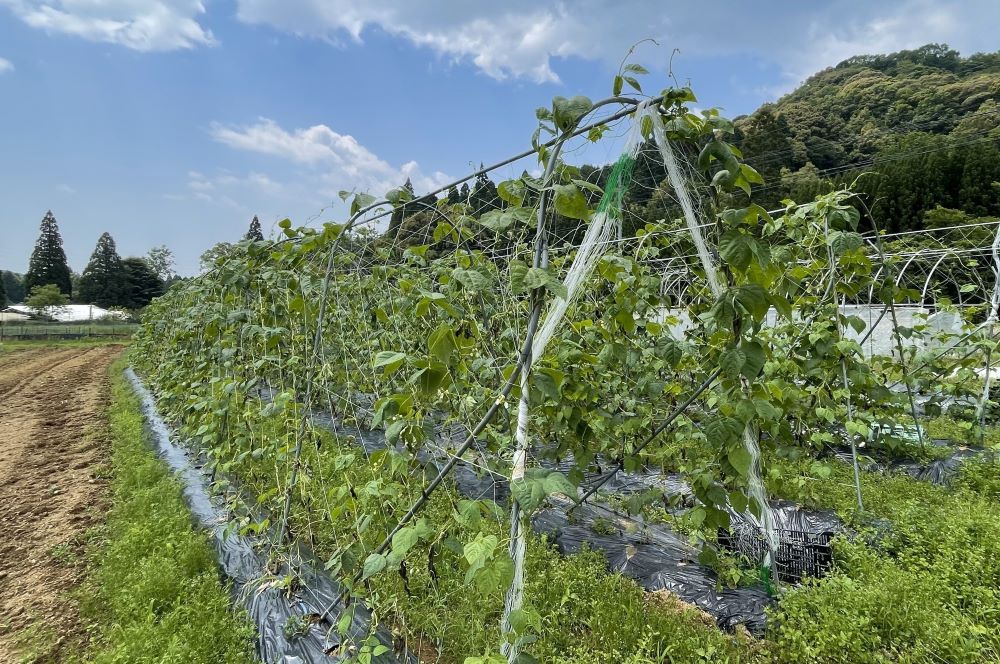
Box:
1 38 998 664
0 344 256 663
0 344 122 660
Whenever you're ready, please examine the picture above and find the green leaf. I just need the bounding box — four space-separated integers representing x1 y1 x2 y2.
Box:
385 187 414 205
350 193 376 216
753 398 781 421
452 267 492 291
510 261 530 294
523 267 569 299
361 552 387 580
552 184 591 221
720 348 746 378
728 446 752 477
704 416 743 445
463 533 499 584
719 230 753 271
480 207 533 232
510 476 547 513
391 526 419 557
474 555 513 594
740 341 766 378
507 607 542 635
497 179 528 206
412 364 450 396
847 315 867 334
541 471 576 499
624 63 649 74
734 284 770 321
552 95 594 132
385 419 405 444
571 179 604 196
612 75 623 96
455 500 482 529
830 231 864 255
373 351 406 374
428 324 458 364
533 368 563 400
729 490 749 515
740 163 764 185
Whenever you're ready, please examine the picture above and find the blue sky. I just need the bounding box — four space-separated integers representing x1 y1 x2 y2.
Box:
1 0 998 277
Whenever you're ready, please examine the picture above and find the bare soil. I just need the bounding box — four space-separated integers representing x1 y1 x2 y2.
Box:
0 344 124 663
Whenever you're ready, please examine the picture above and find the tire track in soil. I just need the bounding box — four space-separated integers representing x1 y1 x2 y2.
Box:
0 345 123 663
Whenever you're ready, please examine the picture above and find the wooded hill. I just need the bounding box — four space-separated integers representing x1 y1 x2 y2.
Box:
735 43 1000 231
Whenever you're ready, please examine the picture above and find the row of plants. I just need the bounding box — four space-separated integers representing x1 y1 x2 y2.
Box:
132 75 997 662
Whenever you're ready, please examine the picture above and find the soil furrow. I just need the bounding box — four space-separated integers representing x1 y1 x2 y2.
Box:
0 344 123 663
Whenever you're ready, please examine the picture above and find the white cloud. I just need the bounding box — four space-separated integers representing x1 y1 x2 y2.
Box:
764 0 993 96
210 117 451 196
234 0 673 83
56 183 75 193
233 0 999 90
0 0 215 51
0 57 13 73
3 0 995 90
181 169 285 209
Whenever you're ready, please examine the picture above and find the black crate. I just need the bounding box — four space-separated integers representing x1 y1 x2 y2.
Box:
718 526 834 584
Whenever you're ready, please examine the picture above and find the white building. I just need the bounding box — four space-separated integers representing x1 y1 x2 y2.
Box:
0 309 32 323
6 303 129 322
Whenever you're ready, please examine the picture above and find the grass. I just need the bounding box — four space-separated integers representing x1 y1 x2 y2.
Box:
763 453 1000 663
75 359 258 663
926 415 1000 448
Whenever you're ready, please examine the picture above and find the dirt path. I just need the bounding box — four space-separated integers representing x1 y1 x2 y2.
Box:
0 344 124 663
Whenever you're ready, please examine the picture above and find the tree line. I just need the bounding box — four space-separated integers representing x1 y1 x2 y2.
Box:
1 211 265 311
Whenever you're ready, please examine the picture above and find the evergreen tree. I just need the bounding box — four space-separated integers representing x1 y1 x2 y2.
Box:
245 215 265 241
469 166 500 217
24 211 72 296
122 257 165 308
1 272 25 303
78 232 127 308
447 185 461 205
388 179 418 238
0 271 6 308
459 182 471 203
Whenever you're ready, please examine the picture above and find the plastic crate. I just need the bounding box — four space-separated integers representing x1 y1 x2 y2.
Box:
718 526 834 584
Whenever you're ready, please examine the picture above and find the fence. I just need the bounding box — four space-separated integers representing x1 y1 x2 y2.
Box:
0 323 137 340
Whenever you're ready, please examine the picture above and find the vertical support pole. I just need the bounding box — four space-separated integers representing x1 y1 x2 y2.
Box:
868 223 926 449
841 354 865 511
824 219 864 512
977 345 993 446
987 222 1000 325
